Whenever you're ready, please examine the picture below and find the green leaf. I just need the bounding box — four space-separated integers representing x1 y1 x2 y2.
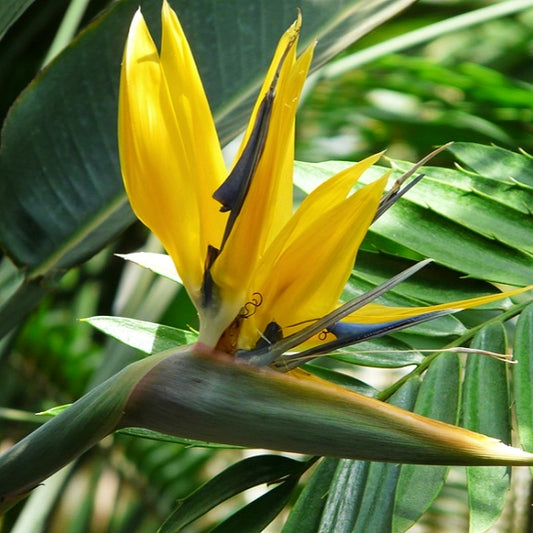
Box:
450 142 533 189
210 476 299 533
159 455 309 532
351 251 501 307
513 303 533 455
393 353 460 532
388 164 533 254
369 196 533 287
117 427 242 449
83 316 198 354
282 458 339 533
0 0 35 40
463 323 510 533
326 337 425 369
0 0 416 336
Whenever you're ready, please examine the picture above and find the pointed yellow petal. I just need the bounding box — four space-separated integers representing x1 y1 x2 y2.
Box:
209 27 315 326
234 13 303 165
160 1 226 246
257 153 383 273
239 170 389 349
346 286 533 323
118 6 226 305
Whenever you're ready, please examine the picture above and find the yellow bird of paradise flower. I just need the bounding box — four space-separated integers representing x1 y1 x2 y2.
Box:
5 2 533 515
118 1 528 371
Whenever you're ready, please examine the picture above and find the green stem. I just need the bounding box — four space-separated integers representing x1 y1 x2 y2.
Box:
378 300 532 401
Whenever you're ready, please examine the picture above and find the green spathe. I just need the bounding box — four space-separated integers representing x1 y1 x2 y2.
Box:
2 344 533 513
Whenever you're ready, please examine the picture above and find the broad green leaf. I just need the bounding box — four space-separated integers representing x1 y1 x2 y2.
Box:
463 323 510 533
317 459 369 533
345 270 467 337
450 142 533 189
398 164 533 216
0 0 416 336
388 164 533 254
353 362 459 533
326 337 425 369
282 458 339 533
393 353 460 532
350 251 501 307
513 303 533 455
159 455 310 532
369 199 533 287
83 316 197 354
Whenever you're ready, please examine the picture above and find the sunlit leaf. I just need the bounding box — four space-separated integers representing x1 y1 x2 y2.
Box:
117 252 182 283
450 142 533 189
294 150 533 285
83 316 197 354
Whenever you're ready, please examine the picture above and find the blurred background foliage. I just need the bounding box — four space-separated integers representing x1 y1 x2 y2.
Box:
296 0 533 165
0 0 532 532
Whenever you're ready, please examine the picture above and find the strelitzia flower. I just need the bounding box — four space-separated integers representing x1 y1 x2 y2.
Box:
118 1 527 368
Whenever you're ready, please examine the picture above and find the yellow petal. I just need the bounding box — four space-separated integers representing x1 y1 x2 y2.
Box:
234 13 304 165
346 286 533 323
210 24 315 323
160 1 226 245
257 153 383 273
118 5 226 305
239 169 389 349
